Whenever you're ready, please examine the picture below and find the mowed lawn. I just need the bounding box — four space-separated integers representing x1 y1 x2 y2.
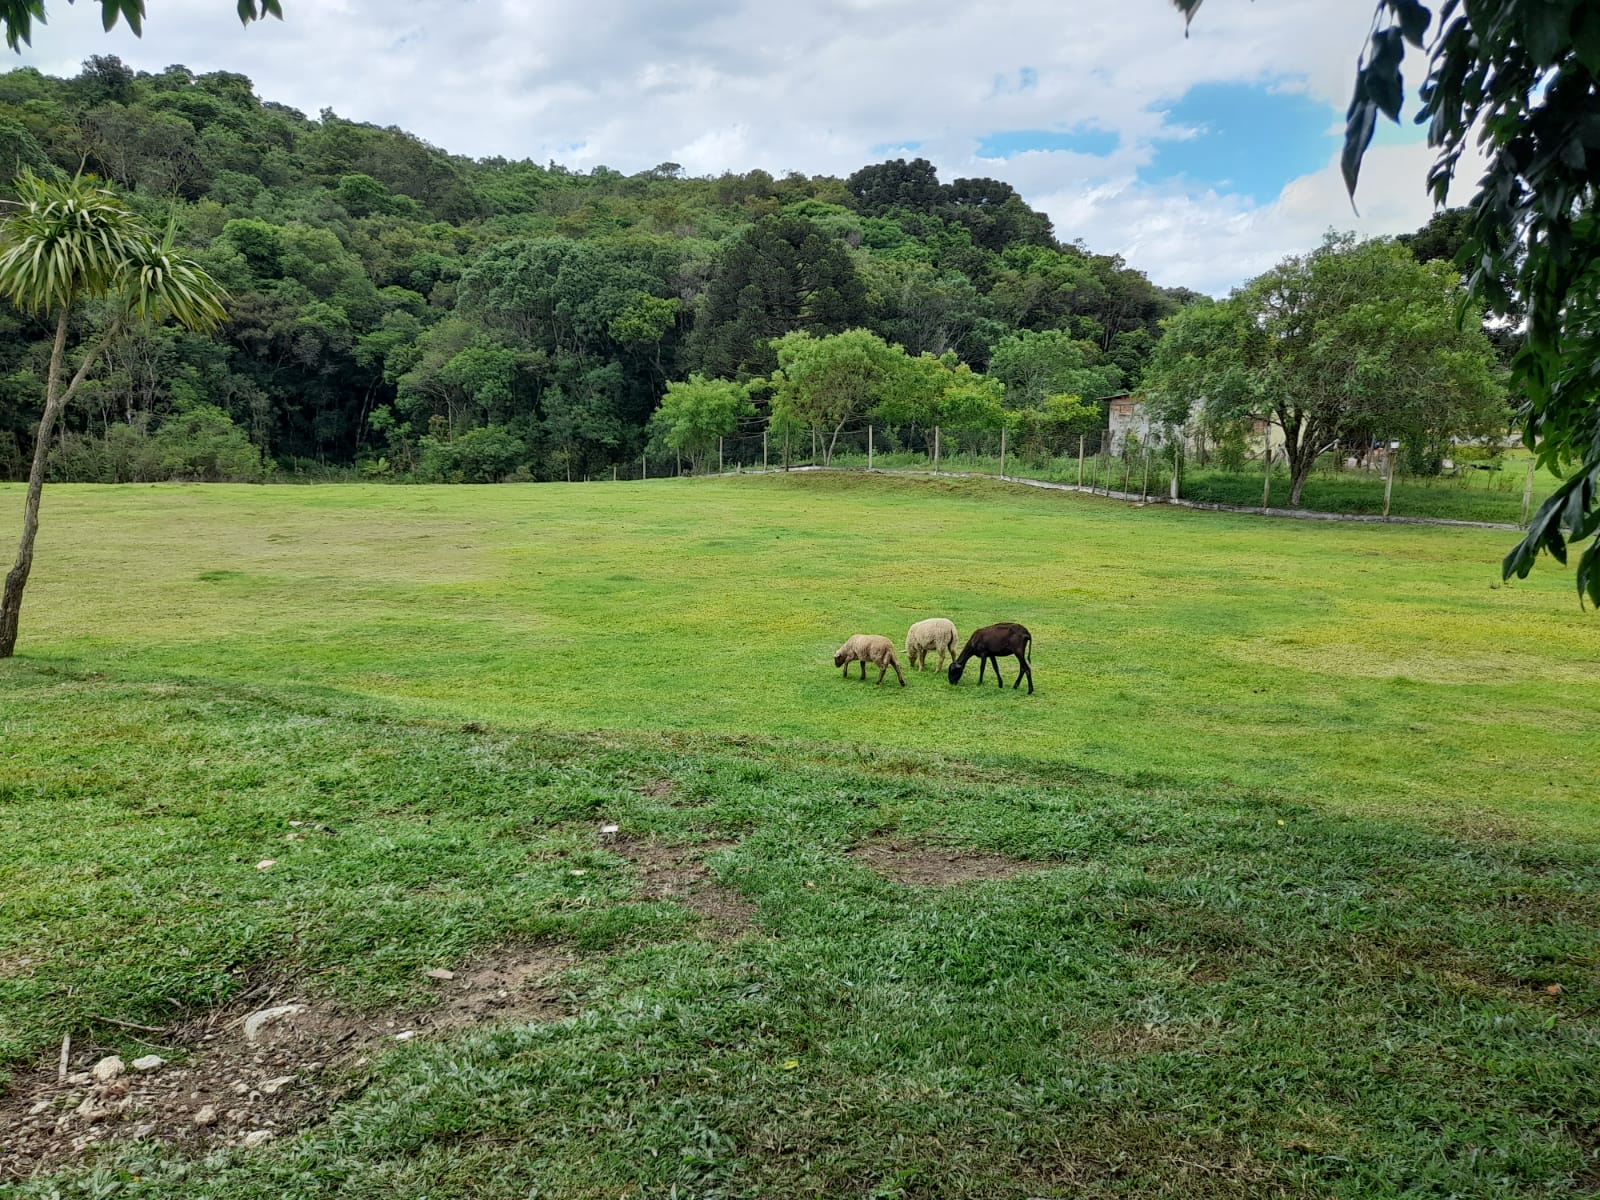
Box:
3 474 1599 1199
7 472 1598 831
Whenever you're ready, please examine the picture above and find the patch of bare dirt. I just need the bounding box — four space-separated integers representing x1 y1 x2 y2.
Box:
849 840 1038 887
611 835 756 934
636 778 677 801
1082 1023 1193 1057
0 947 574 1183
0 952 40 978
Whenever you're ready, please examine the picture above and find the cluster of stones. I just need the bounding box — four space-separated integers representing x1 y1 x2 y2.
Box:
12 1004 334 1158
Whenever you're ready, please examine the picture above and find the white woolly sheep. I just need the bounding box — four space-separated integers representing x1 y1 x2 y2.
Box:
904 617 959 671
833 634 907 687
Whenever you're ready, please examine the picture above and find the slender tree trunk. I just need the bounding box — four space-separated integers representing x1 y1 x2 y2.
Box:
2 309 71 658
0 314 121 645
1287 433 1319 507
826 421 846 467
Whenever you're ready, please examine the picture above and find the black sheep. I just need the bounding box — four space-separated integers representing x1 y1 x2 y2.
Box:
947 622 1033 694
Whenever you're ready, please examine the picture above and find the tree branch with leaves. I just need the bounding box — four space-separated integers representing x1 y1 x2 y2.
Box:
2 0 280 50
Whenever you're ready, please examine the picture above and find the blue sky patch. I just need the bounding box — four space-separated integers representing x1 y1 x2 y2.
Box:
977 127 1120 159
991 66 1039 96
869 140 925 157
1141 82 1339 202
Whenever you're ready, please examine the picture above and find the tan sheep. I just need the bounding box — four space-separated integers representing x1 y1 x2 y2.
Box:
904 617 959 671
833 634 906 686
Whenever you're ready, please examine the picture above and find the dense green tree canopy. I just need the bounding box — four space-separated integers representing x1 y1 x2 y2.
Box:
0 62 1186 488
648 374 752 474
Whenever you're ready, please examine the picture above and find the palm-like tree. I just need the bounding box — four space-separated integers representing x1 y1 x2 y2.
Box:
0 170 227 658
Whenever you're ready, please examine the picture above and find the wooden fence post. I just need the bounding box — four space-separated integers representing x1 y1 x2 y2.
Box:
868 424 874 471
1078 435 1085 487
934 426 941 473
763 430 768 471
1262 443 1272 510
719 437 724 474
642 451 648 481
784 431 790 471
1000 425 1007 478
1383 439 1397 520
1141 448 1150 500
1522 458 1535 526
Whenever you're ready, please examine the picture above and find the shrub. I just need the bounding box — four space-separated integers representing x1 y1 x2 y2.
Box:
48 407 267 482
415 424 528 483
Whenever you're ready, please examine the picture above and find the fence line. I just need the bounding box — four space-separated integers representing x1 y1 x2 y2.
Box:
632 461 1524 533
623 422 1537 530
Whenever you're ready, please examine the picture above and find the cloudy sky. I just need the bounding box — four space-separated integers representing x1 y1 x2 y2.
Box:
10 0 1478 295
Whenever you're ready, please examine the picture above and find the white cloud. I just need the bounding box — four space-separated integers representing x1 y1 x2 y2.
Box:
8 0 1469 293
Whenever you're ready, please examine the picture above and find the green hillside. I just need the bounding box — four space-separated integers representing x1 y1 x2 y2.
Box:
0 58 1183 483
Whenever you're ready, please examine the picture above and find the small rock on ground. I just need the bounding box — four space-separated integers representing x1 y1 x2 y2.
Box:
90 1056 125 1083
242 1004 308 1043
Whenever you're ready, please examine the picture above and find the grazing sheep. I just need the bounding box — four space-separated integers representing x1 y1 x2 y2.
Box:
948 622 1033 694
904 617 959 671
833 634 907 687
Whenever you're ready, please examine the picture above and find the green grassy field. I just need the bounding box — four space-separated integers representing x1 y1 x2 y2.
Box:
3 474 1598 1197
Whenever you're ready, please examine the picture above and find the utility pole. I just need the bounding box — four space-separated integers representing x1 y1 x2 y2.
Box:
868 424 874 471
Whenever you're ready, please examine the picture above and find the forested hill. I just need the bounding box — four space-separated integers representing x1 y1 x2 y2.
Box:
0 55 1199 482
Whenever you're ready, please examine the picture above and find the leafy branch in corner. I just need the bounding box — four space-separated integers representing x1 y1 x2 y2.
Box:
1 0 282 52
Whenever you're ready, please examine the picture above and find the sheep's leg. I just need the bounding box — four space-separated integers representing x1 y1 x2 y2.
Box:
993 656 1005 687
859 661 867 680
875 661 887 685
892 657 906 687
977 657 986 683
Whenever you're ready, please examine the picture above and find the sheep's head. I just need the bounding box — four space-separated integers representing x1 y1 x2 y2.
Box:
947 662 965 685
833 650 847 668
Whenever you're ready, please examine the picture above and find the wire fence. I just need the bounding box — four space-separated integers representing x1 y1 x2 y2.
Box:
605 421 1547 529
